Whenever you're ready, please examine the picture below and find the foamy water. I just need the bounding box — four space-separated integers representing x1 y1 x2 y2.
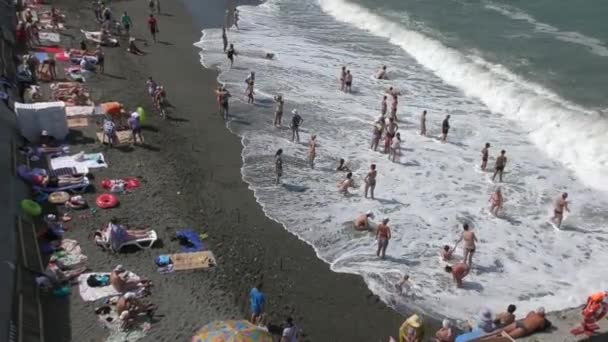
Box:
195 0 608 319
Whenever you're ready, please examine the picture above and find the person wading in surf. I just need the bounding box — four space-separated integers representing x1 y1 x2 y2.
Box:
420 110 427 136
550 192 569 228
456 223 477 266
364 163 377 199
441 114 450 143
481 142 490 171
376 217 391 259
492 150 507 182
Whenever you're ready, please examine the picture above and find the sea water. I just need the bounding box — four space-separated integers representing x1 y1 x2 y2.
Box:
195 0 608 319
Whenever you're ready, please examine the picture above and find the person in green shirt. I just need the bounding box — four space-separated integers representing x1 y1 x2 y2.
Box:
121 11 133 35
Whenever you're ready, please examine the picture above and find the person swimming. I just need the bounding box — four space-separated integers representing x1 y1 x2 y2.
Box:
337 172 355 195
376 65 388 79
336 158 350 172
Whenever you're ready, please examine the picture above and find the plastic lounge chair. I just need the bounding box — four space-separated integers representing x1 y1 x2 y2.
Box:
115 230 158 251
32 177 90 193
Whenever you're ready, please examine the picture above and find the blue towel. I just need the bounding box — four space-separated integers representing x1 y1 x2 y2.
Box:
176 229 205 252
34 52 49 62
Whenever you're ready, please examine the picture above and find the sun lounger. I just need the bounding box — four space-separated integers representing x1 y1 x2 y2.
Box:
169 251 216 271
118 231 157 251
32 176 90 193
96 225 158 252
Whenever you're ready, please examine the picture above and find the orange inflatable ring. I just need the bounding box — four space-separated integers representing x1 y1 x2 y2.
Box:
96 194 118 209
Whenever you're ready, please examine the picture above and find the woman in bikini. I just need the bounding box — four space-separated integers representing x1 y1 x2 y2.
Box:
457 223 477 266
364 164 377 199
489 187 504 216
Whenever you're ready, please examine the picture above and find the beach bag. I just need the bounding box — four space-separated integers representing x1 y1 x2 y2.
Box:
87 274 110 287
155 255 171 267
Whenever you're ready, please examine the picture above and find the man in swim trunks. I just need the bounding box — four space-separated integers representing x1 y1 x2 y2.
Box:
456 223 477 266
390 94 398 121
381 95 388 116
370 116 384 151
226 43 237 67
339 66 346 91
481 142 490 171
364 163 377 199
445 262 469 288
376 218 391 259
389 132 401 162
441 115 450 143
501 307 549 339
550 192 569 228
354 211 374 230
273 95 284 127
492 149 507 182
308 135 316 169
337 172 355 195
376 65 387 80
344 70 353 93
384 117 398 154
420 110 427 136
147 14 158 43
290 109 303 142
275 149 283 185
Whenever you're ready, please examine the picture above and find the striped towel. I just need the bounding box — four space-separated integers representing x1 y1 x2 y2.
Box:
48 167 77 177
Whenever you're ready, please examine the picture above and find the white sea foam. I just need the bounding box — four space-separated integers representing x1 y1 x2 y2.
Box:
484 1 608 57
196 0 608 319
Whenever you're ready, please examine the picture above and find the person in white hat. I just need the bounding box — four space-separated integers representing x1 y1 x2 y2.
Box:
110 264 150 292
128 111 144 144
354 211 374 231
290 109 303 142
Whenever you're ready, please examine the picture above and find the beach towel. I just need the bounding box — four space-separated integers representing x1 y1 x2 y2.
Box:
65 106 95 117
78 273 146 301
37 46 63 54
67 117 89 128
97 130 132 145
169 251 216 272
49 152 108 174
38 31 61 43
176 229 205 252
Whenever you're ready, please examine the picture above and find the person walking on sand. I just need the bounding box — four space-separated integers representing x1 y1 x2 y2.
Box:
249 283 266 325
337 172 355 195
456 223 477 266
364 163 377 199
481 142 490 171
128 112 144 145
550 192 569 228
420 110 427 136
120 11 133 35
371 116 384 151
308 135 317 169
281 317 299 342
445 262 469 288
489 187 503 216
389 132 401 162
155 0 161 14
275 149 283 185
376 217 391 259
94 45 105 74
441 115 450 143
384 117 398 154
273 95 284 126
221 26 228 52
226 43 237 67
339 66 346 91
147 14 159 43
344 70 353 93
492 150 507 182
381 95 388 116
290 109 303 142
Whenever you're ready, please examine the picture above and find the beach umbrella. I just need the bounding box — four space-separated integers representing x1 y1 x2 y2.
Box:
191 320 272 342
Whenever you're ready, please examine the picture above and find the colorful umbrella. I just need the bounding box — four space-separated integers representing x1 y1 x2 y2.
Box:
192 320 273 342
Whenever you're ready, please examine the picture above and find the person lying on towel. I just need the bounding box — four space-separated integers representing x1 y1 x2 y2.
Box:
110 264 151 292
32 173 85 188
117 293 157 329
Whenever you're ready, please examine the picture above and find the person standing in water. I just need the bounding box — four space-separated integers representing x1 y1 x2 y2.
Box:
370 116 384 151
489 187 503 216
275 149 283 185
245 71 255 104
273 95 284 127
364 163 377 199
420 110 427 136
376 217 391 259
381 96 388 116
492 150 507 182
389 132 401 162
456 223 477 266
481 143 490 171
384 117 398 154
337 172 355 195
308 135 317 169
344 70 353 93
290 109 303 142
221 26 228 52
215 86 231 120
550 192 569 228
445 262 469 288
226 43 237 67
339 66 346 91
233 8 240 29
441 115 450 143
390 93 398 121
376 65 388 79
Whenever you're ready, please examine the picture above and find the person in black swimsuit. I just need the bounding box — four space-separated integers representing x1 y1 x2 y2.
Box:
492 150 507 182
226 44 237 67
441 114 450 143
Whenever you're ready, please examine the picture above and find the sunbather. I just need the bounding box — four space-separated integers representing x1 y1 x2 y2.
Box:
32 174 85 188
500 307 550 339
117 293 157 329
110 265 150 292
109 220 153 249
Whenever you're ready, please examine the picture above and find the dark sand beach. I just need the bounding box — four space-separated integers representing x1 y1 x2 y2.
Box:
42 0 409 340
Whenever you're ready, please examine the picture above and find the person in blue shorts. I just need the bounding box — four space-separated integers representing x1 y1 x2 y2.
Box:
249 283 266 324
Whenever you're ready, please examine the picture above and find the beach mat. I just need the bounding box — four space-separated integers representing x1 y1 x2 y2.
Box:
49 152 108 173
39 31 61 43
66 106 96 117
170 251 216 271
67 117 89 128
97 131 132 145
